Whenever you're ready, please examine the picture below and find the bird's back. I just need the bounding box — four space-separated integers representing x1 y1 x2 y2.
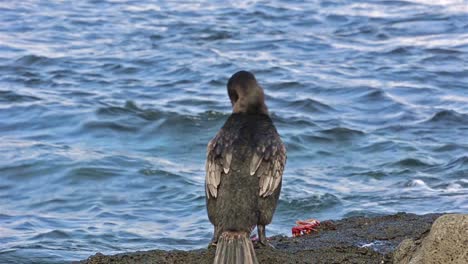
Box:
206 113 282 233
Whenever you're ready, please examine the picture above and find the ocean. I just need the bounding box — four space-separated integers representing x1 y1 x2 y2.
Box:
0 0 467 263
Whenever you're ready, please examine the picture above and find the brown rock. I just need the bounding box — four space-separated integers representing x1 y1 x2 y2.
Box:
394 214 468 264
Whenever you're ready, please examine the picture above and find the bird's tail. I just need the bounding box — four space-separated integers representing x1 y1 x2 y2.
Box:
213 231 258 264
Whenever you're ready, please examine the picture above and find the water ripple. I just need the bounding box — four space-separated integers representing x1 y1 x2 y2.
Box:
0 0 467 262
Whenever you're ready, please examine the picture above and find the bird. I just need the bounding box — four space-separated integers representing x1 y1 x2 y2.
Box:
205 70 286 264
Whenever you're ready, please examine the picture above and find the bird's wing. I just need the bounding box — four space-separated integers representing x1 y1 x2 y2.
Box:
250 132 286 197
205 128 234 199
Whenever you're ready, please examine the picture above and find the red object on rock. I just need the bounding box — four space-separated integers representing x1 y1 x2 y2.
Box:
292 219 320 237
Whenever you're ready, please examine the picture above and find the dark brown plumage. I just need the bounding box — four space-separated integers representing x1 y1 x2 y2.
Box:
205 71 286 264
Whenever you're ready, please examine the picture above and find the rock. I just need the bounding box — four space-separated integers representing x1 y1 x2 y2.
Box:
77 213 444 264
393 214 468 264
393 239 418 263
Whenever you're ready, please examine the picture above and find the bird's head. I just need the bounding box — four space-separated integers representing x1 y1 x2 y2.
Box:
227 71 268 115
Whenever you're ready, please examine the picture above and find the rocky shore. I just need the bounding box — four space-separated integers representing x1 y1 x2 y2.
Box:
78 213 467 264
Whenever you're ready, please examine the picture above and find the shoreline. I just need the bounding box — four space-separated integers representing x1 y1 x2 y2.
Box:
77 212 448 264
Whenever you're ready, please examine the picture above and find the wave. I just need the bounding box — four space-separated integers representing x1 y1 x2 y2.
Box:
442 156 468 171
287 98 335 113
405 179 432 188
271 113 317 128
423 110 468 125
14 55 55 66
287 134 332 151
391 158 433 168
0 90 41 103
356 89 404 107
325 14 349 24
402 179 465 194
386 47 413 55
358 141 397 153
66 167 122 181
269 81 303 90
1 0 467 260
32 230 70 240
97 100 148 115
0 160 64 181
433 143 468 152
360 89 387 100
319 127 365 140
198 30 233 41
425 48 462 55
96 101 228 126
168 98 219 109
278 193 341 214
100 63 140 75
349 170 387 179
343 210 385 218
300 134 334 143
82 120 140 133
351 89 410 116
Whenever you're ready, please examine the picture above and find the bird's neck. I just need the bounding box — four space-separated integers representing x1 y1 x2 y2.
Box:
232 100 268 115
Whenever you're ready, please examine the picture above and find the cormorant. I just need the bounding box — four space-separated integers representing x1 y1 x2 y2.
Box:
205 71 286 264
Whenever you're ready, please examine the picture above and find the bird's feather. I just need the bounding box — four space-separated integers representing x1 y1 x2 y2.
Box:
205 129 235 199
250 132 286 198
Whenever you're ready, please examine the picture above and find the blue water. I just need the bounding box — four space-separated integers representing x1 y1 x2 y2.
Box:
0 0 467 263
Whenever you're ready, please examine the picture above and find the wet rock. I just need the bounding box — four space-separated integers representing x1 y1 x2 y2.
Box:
77 213 445 264
393 214 468 264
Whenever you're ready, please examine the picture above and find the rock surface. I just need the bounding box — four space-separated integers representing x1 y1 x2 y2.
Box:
77 213 445 264
393 214 468 264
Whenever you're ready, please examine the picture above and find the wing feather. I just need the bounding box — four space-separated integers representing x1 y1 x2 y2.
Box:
250 151 263 176
251 135 286 198
223 152 232 174
205 129 235 199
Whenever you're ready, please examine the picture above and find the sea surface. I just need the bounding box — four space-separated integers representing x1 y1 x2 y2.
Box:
0 0 467 263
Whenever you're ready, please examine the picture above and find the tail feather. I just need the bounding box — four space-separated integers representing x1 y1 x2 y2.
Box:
213 231 258 264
